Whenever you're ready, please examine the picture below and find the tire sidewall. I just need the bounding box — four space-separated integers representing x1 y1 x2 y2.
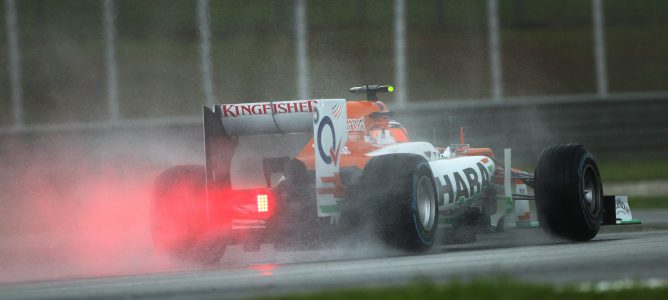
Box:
410 161 438 246
360 154 439 251
577 154 603 232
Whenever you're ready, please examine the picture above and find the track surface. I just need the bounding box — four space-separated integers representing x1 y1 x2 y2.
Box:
1 211 667 299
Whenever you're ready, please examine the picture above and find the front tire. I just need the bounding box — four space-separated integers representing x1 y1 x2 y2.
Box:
534 144 603 241
359 154 439 252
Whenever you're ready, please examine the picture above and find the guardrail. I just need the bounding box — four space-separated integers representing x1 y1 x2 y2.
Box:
1 96 666 163
398 96 668 162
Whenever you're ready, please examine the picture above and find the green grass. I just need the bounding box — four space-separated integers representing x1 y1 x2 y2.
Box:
628 196 668 209
255 277 668 300
598 160 668 182
519 159 668 183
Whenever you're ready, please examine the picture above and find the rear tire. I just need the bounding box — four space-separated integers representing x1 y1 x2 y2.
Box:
151 165 225 265
534 144 603 241
359 154 439 252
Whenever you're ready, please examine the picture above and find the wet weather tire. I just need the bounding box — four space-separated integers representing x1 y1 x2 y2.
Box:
360 154 439 252
151 165 225 265
534 144 603 241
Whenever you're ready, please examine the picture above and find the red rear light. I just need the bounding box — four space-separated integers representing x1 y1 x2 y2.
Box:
208 188 274 219
256 194 269 213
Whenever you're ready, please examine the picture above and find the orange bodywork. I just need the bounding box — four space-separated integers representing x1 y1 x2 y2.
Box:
459 147 495 159
294 100 496 171
295 100 408 170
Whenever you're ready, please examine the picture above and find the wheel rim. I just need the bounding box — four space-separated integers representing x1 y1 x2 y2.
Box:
416 176 436 230
582 164 601 216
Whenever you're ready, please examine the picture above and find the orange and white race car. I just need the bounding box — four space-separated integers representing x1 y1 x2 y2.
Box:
151 85 639 265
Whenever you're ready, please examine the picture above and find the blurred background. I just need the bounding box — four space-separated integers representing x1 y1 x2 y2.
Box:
2 0 668 157
0 0 667 283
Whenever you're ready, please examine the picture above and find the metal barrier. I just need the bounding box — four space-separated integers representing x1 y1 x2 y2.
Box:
1 96 666 164
399 95 668 161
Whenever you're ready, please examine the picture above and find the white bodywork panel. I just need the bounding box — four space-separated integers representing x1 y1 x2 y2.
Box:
429 156 495 211
366 142 440 161
368 142 496 213
312 99 348 219
219 100 318 136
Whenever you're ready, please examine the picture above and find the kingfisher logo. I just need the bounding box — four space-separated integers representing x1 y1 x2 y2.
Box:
221 100 317 118
317 116 343 166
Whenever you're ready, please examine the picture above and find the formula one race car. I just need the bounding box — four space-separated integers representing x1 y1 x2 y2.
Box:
151 85 639 265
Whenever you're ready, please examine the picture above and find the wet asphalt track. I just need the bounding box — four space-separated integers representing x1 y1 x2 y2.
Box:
1 210 667 299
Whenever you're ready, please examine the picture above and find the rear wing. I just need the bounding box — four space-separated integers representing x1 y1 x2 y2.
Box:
203 99 348 219
202 100 317 190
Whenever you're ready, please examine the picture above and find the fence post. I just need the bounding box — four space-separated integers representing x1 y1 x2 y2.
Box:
5 0 23 129
197 0 215 106
103 0 120 122
394 0 406 107
294 0 309 100
487 0 503 103
592 0 608 98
